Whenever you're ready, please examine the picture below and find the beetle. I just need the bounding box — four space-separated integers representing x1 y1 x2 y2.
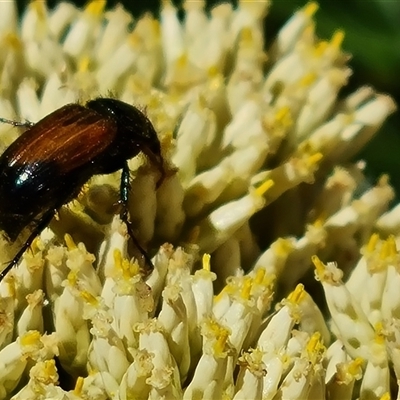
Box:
0 98 165 280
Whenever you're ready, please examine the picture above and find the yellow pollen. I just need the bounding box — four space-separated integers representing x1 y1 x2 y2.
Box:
44 359 57 376
348 357 364 376
254 268 265 284
113 249 123 270
306 332 325 364
241 277 252 300
331 30 345 49
207 65 219 77
374 322 385 344
74 377 84 395
380 240 389 260
65 234 77 250
387 235 398 256
313 217 324 227
31 0 46 20
150 18 160 35
78 56 91 73
379 393 390 400
240 27 253 42
20 330 40 346
312 255 325 275
202 254 211 271
255 179 274 197
275 106 293 129
81 290 98 306
300 72 317 87
274 238 293 256
307 152 323 166
288 284 305 304
176 53 188 68
303 2 319 17
67 270 78 286
315 41 328 57
30 236 42 254
85 0 106 16
307 332 321 352
122 257 136 279
214 329 229 355
367 233 379 253
298 140 316 155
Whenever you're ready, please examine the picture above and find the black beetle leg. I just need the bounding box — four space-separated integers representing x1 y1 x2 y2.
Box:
0 209 55 280
119 162 154 274
0 117 35 128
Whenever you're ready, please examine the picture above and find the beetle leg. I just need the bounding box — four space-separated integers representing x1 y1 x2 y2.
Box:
0 117 35 128
0 209 55 280
119 162 154 275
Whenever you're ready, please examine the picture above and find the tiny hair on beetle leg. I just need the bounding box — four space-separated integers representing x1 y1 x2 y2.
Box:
0 97 165 280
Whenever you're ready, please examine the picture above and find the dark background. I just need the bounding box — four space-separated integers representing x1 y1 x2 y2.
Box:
18 0 400 195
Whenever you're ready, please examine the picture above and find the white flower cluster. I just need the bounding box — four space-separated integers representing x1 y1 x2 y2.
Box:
0 0 398 399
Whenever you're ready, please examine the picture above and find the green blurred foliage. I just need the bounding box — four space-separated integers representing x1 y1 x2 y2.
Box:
16 0 400 194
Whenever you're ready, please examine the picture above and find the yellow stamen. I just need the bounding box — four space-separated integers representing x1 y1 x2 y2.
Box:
78 56 91 73
214 329 229 355
254 268 265 285
67 270 78 286
241 277 252 300
31 0 46 20
240 27 253 42
288 284 305 304
303 2 319 17
81 290 98 306
274 238 294 256
176 53 188 68
44 359 57 377
312 255 325 276
331 30 345 49
313 217 324 227
85 0 106 16
65 234 77 250
74 377 84 395
202 254 211 271
348 357 364 376
20 330 40 346
367 233 379 253
380 239 389 260
275 106 293 129
255 179 274 197
113 248 123 270
299 72 317 87
307 152 323 166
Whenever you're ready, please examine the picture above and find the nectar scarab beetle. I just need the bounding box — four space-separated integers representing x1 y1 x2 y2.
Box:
0 97 165 280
